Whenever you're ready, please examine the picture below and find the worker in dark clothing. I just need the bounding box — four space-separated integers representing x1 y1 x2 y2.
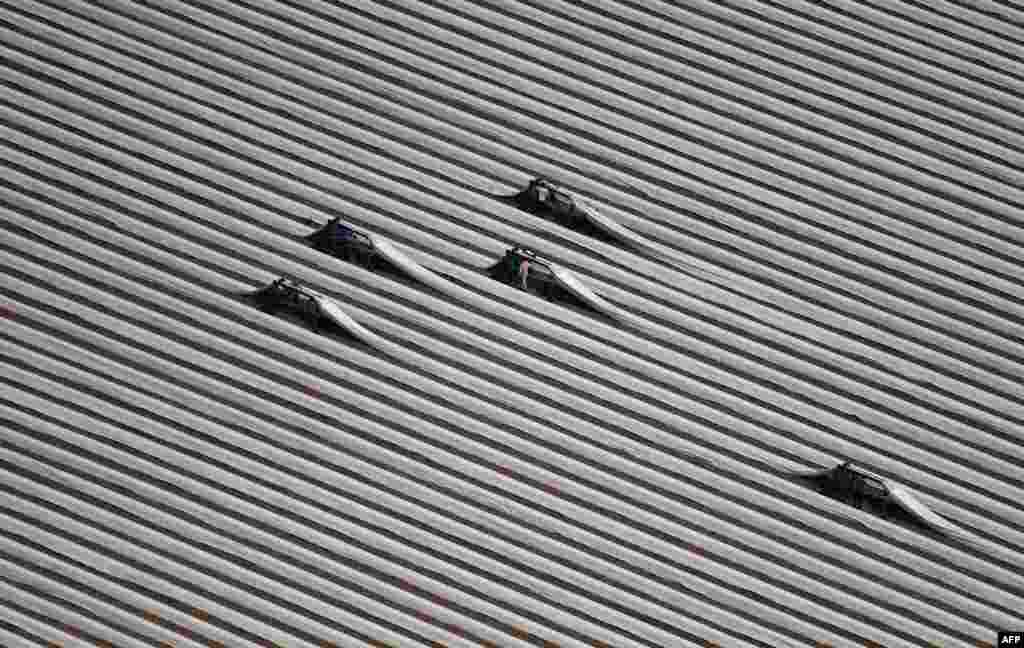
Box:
335 223 355 242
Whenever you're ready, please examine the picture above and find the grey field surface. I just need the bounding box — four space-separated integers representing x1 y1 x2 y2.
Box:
1 0 1023 647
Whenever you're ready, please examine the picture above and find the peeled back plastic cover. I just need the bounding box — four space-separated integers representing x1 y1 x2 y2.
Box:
574 198 726 281
795 463 973 541
888 484 969 540
367 235 441 288
550 265 623 322
574 198 654 252
315 296 377 346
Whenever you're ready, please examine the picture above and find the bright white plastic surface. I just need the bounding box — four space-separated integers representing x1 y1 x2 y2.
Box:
314 295 377 345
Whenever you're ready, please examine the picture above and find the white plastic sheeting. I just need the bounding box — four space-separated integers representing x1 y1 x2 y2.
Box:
888 484 973 542
549 264 630 323
2 0 1023 647
314 294 378 346
572 197 705 276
